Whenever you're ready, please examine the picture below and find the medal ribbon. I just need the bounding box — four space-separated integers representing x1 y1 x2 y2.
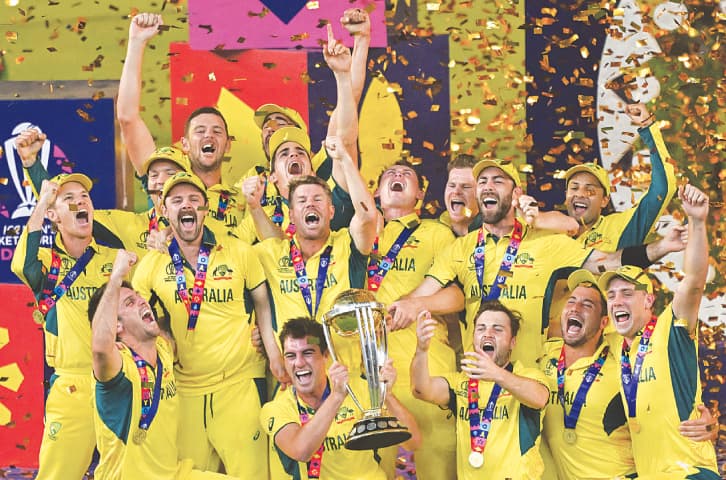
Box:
270 196 285 227
216 191 230 220
474 220 523 302
289 234 332 319
168 238 211 331
620 315 657 418
557 345 609 429
295 385 331 479
148 209 159 232
37 240 95 318
129 348 163 434
467 363 513 458
366 221 420 292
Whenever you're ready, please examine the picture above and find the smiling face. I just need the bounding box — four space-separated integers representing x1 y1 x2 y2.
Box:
270 141 313 199
283 335 328 398
605 277 654 340
162 183 207 245
445 167 478 224
261 113 296 157
289 182 334 241
476 166 520 226
565 172 609 227
46 181 94 240
472 310 516 367
376 164 423 213
561 285 607 348
117 287 160 342
182 112 231 174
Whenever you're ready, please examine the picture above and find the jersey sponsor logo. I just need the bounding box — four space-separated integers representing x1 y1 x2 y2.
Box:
514 252 535 268
584 230 604 248
138 230 150 249
173 287 234 303
403 236 420 249
279 273 338 294
164 262 176 282
101 262 113 275
212 264 234 280
61 257 74 271
47 421 62 440
65 285 99 301
469 284 527 300
335 406 356 424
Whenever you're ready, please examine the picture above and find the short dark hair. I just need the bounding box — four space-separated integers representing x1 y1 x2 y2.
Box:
279 317 328 355
184 106 229 137
448 153 477 172
377 160 425 192
88 280 134 325
474 300 522 337
288 175 333 203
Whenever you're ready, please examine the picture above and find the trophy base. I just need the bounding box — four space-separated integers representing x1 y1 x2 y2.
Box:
345 416 412 451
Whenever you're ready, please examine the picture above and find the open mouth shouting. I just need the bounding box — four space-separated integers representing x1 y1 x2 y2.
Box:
390 180 405 193
201 142 216 154
571 200 588 216
480 195 498 210
294 368 313 386
566 316 584 336
141 308 156 324
613 310 631 326
287 160 303 176
480 339 496 354
75 208 90 226
304 211 321 226
177 209 198 233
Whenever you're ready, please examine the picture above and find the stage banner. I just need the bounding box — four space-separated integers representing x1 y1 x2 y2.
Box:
0 284 45 468
0 98 117 284
188 0 387 51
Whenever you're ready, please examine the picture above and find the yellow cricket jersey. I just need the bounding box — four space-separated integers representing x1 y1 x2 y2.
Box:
94 337 178 480
426 226 593 367
443 363 548 480
576 124 676 252
260 377 386 480
374 214 456 379
205 183 245 233
539 338 635 479
612 307 719 477
11 230 117 373
131 227 266 395
234 181 354 245
253 228 368 334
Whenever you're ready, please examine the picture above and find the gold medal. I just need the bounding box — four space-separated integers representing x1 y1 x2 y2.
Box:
628 418 641 434
563 429 577 444
468 451 484 468
32 309 45 325
132 428 147 444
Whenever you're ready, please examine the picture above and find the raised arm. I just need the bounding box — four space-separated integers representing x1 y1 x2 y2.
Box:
323 24 359 192
326 136 377 254
518 194 579 236
273 362 349 462
411 311 452 406
117 13 162 174
250 282 289 387
389 279 464 331
671 184 709 332
461 344 549 409
91 249 137 382
241 175 284 241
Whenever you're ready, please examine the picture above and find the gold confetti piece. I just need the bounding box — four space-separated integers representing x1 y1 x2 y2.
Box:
208 72 216 81
15 55 24 64
422 141 434 151
540 183 553 192
69 204 78 212
406 111 418 119
305 1 319 9
290 32 309 41
176 97 188 105
0 178 8 185
5 31 18 42
426 2 441 11
580 46 589 58
466 116 480 125
430 105 440 112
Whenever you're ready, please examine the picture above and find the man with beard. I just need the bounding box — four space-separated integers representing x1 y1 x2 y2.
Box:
565 103 676 251
411 300 550 480
389 158 679 368
260 316 420 480
14 127 201 255
598 184 719 479
238 24 360 244
89 249 234 479
131 172 282 477
11 174 120 479
371 160 458 480
538 269 717 479
253 137 377 339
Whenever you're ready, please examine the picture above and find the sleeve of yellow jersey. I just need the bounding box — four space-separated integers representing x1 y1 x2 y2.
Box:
260 392 300 440
425 236 466 287
131 251 157 306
